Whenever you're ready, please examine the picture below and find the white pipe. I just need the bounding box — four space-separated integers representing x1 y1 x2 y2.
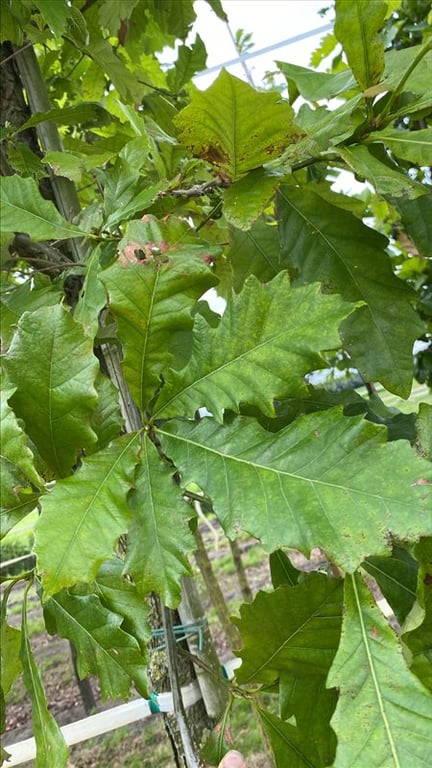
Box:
4 681 202 766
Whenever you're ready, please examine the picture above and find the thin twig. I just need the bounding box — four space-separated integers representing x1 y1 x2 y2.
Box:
0 42 33 67
157 176 227 199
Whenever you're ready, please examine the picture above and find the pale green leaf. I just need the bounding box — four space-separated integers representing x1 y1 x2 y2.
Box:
416 403 432 459
175 69 302 180
43 588 148 700
21 586 68 768
234 575 343 684
1 622 22 697
155 275 351 421
277 186 424 397
383 43 432 96
125 437 194 607
226 217 280 292
35 433 141 598
334 0 386 90
4 305 99 477
158 411 432 572
277 61 356 101
101 221 216 411
363 545 418 625
339 144 426 199
328 573 432 768
223 169 280 231
0 176 87 240
373 128 432 166
203 0 228 21
1 275 63 351
44 151 84 183
286 95 364 160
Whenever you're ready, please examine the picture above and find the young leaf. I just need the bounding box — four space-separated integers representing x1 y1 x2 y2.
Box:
35 433 141 599
0 175 87 240
101 227 216 411
334 0 386 90
158 410 432 572
124 436 194 608
362 545 418 625
328 573 432 768
277 186 424 397
175 70 302 180
43 588 148 700
21 584 68 767
234 574 343 685
155 275 352 421
4 305 99 477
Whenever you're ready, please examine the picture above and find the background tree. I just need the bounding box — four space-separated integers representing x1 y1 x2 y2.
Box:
1 1 431 766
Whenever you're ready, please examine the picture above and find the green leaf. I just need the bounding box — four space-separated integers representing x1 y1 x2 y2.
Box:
402 537 432 691
269 550 300 588
21 585 68 768
277 61 356 102
1 378 43 513
4 305 99 477
0 176 87 240
416 403 432 459
124 437 194 607
19 103 110 132
372 128 432 166
339 144 427 199
44 151 84 183
383 43 432 96
234 575 343 684
223 169 280 231
167 34 207 93
158 410 432 572
155 275 351 421
328 573 432 768
97 0 138 34
43 587 148 700
73 246 108 339
175 70 302 181
256 706 324 768
35 433 141 599
1 275 63 350
362 545 418 625
277 186 424 397
203 0 228 21
36 0 70 36
101 222 216 412
226 216 280 292
88 373 123 453
393 195 432 259
1 621 22 698
334 0 386 90
286 96 364 160
94 558 151 653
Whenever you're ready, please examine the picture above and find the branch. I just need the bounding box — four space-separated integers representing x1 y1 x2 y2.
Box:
157 176 228 199
163 607 201 768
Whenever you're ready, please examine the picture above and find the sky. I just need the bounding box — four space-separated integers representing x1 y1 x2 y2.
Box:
191 0 333 88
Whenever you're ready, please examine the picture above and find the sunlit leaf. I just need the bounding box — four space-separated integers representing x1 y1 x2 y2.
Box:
334 0 386 90
175 70 302 180
277 61 356 102
223 169 280 231
373 128 432 166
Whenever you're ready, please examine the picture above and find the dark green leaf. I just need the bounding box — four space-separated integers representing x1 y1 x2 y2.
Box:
226 217 280 292
277 186 424 396
36 433 141 598
393 195 432 259
43 587 148 700
21 585 68 767
363 545 418 625
279 673 337 766
158 411 432 572
402 537 432 691
155 274 351 421
234 574 343 684
256 706 323 767
4 305 99 477
269 550 300 588
167 34 207 93
36 0 70 36
125 437 194 607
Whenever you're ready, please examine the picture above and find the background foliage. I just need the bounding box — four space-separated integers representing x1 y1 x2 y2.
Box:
1 0 431 766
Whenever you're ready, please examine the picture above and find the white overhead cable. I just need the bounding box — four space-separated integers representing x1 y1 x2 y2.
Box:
194 22 333 77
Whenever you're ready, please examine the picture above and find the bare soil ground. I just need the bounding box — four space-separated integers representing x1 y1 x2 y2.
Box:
2 526 272 767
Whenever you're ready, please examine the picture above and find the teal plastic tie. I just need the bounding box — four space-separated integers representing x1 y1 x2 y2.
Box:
149 691 160 714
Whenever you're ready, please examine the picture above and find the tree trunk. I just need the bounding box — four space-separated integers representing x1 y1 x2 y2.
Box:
229 539 253 603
